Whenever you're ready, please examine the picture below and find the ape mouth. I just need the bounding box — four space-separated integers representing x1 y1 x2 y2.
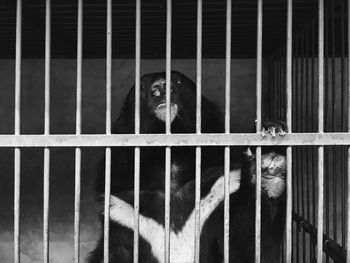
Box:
154 103 178 123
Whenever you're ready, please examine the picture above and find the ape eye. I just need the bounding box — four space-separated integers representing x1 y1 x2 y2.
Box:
177 79 182 85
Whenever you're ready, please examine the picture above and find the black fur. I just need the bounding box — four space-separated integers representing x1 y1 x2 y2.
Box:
89 71 286 263
94 71 225 196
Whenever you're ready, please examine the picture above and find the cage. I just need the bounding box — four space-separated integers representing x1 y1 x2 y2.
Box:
0 0 348 262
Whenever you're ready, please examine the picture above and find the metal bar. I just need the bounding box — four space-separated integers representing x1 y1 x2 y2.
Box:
194 0 202 262
194 146 201 263
293 212 346 262
164 147 171 263
285 0 292 261
311 19 317 262
133 0 141 262
74 0 83 262
164 0 172 261
295 33 301 261
2 133 350 147
330 0 338 244
340 0 346 248
347 0 350 261
224 0 232 262
305 24 313 262
317 0 325 262
14 0 22 262
324 9 330 263
104 0 112 261
165 0 172 135
103 148 111 263
132 0 141 261
43 0 51 262
255 0 262 262
301 31 307 263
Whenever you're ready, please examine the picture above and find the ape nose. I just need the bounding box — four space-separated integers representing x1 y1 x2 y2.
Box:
151 79 173 97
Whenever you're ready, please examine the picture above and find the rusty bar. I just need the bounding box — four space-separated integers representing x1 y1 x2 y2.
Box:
43 0 51 262
133 0 141 262
224 0 232 262
255 0 263 262
74 0 83 262
317 0 325 262
194 0 202 262
285 0 292 261
103 0 112 261
14 0 22 262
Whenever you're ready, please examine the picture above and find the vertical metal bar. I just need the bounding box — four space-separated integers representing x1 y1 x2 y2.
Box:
311 22 317 262
194 0 202 262
74 0 83 262
347 0 350 261
340 0 346 247
295 35 300 263
14 0 22 262
165 0 172 262
224 0 232 262
274 53 278 120
255 0 262 262
104 0 112 261
300 31 306 263
324 9 330 263
43 0 51 262
285 0 292 261
317 0 324 262
330 0 338 244
305 24 313 263
134 0 141 262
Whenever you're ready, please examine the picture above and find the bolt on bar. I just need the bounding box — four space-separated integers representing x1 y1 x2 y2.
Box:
194 0 202 262
255 0 263 262
133 0 141 262
14 0 22 262
104 0 112 261
43 0 51 262
285 0 293 262
74 0 83 262
165 0 172 262
224 0 232 262
347 0 350 261
317 0 324 262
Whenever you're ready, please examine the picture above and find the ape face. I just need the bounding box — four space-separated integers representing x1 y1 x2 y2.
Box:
140 71 196 123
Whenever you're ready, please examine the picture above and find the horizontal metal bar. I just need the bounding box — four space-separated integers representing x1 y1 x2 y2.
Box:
1 133 350 147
